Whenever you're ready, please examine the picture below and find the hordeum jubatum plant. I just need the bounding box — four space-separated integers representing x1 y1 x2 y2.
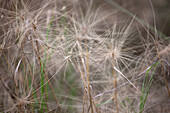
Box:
46 1 147 113
0 0 170 113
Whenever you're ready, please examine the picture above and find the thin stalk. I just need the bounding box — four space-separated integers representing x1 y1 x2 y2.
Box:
72 56 89 111
30 32 60 111
83 90 86 113
35 40 48 112
111 55 119 113
85 39 94 113
2 53 19 97
26 58 36 112
36 40 60 110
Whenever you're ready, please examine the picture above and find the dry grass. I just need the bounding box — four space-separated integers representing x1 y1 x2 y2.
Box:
0 0 169 113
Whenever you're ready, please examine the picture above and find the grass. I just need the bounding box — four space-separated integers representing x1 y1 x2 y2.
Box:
0 0 169 113
39 14 54 112
139 61 160 113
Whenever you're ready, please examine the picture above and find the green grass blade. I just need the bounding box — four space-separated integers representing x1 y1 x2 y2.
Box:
139 61 160 113
39 15 54 112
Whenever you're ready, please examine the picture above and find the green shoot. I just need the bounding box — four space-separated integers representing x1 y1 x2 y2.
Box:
139 61 160 113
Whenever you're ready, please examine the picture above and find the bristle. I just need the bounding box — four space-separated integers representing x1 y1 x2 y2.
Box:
0 0 169 112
